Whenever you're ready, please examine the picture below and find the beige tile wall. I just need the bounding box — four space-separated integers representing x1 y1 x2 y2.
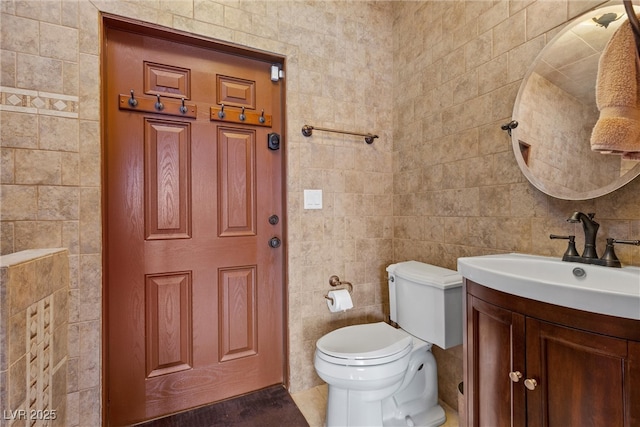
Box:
391 0 640 408
2 0 640 423
0 248 68 427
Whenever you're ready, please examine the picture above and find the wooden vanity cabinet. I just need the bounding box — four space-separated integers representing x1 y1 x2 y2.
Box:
464 279 640 427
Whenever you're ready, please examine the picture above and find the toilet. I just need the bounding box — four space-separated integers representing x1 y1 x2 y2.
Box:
314 261 463 427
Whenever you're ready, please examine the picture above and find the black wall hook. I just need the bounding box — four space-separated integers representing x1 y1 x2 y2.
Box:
154 94 164 111
128 89 138 107
501 120 518 136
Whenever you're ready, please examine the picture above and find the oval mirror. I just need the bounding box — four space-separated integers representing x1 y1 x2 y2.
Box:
511 2 640 200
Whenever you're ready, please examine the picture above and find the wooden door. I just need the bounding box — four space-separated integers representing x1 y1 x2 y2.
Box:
466 295 526 427
104 25 285 426
525 318 630 427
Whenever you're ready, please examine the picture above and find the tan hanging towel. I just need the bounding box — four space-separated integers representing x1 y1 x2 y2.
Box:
590 19 640 157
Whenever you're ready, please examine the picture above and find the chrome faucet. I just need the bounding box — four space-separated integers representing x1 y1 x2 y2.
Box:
567 212 599 259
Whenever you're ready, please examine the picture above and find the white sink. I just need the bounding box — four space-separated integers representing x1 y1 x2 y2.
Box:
457 253 640 320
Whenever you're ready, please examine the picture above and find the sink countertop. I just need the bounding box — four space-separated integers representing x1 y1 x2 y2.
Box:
457 253 640 320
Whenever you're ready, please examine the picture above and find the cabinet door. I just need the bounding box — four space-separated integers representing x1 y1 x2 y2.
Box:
466 296 526 427
526 318 631 427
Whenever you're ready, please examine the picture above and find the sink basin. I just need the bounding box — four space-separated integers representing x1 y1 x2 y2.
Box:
457 253 640 320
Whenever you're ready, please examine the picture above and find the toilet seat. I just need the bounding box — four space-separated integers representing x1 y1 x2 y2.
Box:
316 322 413 366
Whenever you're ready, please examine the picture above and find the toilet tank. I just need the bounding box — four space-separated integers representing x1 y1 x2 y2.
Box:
387 261 462 349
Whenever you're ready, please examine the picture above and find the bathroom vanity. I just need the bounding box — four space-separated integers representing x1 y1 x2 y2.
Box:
458 254 640 427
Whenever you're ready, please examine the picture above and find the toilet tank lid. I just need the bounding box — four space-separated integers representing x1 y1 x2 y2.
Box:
387 261 462 288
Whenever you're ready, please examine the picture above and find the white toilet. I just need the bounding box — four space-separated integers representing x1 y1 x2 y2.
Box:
314 261 463 427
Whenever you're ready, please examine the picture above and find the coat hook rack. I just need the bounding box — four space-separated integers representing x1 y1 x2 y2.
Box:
302 124 378 144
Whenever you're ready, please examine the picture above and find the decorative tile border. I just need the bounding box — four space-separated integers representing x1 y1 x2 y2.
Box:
0 87 78 118
27 296 54 420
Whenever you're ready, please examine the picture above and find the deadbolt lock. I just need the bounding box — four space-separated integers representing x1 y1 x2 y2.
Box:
268 237 281 248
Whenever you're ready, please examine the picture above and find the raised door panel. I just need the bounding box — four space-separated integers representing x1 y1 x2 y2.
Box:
217 75 256 109
218 266 257 361
217 128 256 237
144 62 191 99
526 318 628 427
466 295 526 427
145 272 193 377
144 119 191 240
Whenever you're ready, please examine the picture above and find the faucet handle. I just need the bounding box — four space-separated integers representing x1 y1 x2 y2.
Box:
550 234 580 260
612 239 640 246
600 238 640 268
600 238 622 268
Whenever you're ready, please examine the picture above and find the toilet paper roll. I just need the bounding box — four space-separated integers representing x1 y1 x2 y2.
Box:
326 289 353 312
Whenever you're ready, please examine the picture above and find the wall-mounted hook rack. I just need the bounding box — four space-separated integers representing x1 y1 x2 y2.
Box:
118 93 196 118
210 105 272 127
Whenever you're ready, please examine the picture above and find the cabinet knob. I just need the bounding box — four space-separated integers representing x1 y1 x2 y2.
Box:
524 378 538 391
509 371 523 382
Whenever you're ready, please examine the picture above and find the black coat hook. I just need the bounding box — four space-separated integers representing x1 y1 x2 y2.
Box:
128 89 137 107
155 94 164 111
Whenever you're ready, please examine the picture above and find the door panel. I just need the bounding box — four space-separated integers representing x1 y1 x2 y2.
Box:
144 62 191 98
144 119 192 240
105 26 284 426
217 75 256 108
467 295 526 427
526 318 628 427
145 272 193 377
217 128 256 236
218 266 257 361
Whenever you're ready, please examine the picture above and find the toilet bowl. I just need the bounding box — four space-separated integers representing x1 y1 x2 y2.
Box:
314 261 463 427
315 322 443 427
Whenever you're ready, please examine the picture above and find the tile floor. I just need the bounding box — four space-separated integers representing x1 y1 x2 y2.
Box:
291 384 459 427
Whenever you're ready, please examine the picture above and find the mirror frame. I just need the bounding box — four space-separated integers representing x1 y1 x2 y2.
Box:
511 2 640 200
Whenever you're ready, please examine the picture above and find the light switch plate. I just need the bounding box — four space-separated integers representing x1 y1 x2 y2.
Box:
303 189 322 209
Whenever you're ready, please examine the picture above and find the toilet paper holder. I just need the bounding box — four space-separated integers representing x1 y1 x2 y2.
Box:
324 275 353 303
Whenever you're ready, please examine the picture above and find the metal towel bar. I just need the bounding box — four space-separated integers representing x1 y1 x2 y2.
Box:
302 124 378 144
